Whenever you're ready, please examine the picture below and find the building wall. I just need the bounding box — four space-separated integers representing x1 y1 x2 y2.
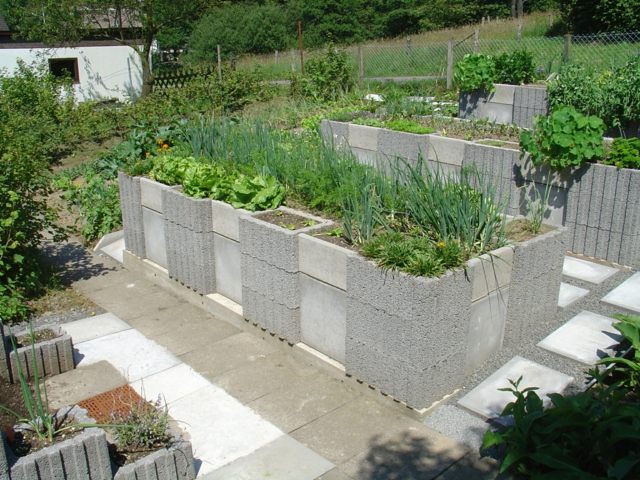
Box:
0 44 143 101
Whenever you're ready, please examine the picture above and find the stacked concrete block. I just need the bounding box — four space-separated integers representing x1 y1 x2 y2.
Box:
239 208 331 343
4 407 112 480
3 325 74 382
504 227 566 346
139 178 176 269
426 135 467 175
513 85 549 129
162 189 215 294
118 172 146 258
565 164 640 267
298 234 357 364
345 256 472 409
113 441 195 480
377 129 430 167
319 120 349 151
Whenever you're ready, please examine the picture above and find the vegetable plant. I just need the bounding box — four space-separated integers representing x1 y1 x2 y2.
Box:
603 137 640 170
521 106 605 170
454 54 496 93
494 50 535 85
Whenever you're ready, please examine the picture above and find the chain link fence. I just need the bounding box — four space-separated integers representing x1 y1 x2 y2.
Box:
233 30 640 85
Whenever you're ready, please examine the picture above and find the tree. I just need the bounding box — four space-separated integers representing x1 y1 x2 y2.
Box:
559 0 640 33
3 0 207 96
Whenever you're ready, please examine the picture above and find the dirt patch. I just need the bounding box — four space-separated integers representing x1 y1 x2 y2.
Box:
14 328 59 348
506 219 554 242
27 285 99 324
255 210 318 231
312 230 360 251
10 417 84 457
54 137 122 172
0 377 27 431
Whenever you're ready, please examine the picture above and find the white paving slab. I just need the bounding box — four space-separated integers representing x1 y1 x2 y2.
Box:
537 311 622 365
63 313 131 344
131 363 210 405
168 384 283 476
602 272 640 314
558 282 590 308
563 256 619 284
100 236 125 264
457 356 573 419
202 436 334 480
74 329 180 382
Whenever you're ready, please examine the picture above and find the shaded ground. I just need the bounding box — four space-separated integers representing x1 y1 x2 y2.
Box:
0 377 27 432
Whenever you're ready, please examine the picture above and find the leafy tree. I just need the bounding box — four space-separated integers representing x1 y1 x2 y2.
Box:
559 0 640 33
3 0 208 96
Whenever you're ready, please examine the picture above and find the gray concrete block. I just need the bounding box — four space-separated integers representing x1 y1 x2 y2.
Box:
467 246 514 301
427 135 467 166
118 172 145 258
377 129 429 165
298 234 355 290
405 350 467 409
321 120 349 151
489 84 516 104
239 207 331 272
0 323 9 382
0 432 9 480
143 207 168 269
350 146 379 167
595 228 612 261
584 226 599 258
242 286 301 342
300 274 347 364
113 440 196 480
241 254 299 309
189 197 214 233
458 90 490 119
140 177 174 214
477 102 513 124
466 288 508 373
619 235 640 268
214 234 242 304
211 200 249 242
347 123 379 150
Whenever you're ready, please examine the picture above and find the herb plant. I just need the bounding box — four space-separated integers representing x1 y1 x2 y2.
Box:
494 50 535 85
603 137 640 170
521 106 605 170
454 54 496 93
112 397 171 452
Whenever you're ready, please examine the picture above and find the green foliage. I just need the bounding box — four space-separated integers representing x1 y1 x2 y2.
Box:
521 106 605 170
290 47 355 101
454 54 496 93
384 118 435 134
150 155 194 186
603 138 640 170
494 50 536 85
112 397 171 452
559 0 640 34
597 314 640 391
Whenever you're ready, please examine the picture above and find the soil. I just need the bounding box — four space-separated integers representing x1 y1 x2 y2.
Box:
506 219 554 242
26 285 100 325
0 377 28 432
10 419 84 457
255 210 318 231
312 230 360 252
475 138 520 150
14 328 59 348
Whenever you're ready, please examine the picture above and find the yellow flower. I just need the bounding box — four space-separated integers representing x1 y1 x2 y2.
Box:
162 144 169 150
437 241 446 248
156 138 164 145
145 151 151 157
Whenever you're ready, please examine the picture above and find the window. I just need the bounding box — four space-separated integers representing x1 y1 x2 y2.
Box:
48 58 80 83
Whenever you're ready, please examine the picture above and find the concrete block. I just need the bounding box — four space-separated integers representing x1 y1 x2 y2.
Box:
143 207 168 269
211 200 249 242
300 274 347 364
298 234 355 290
405 351 467 409
118 172 145 257
350 146 379 167
465 288 508 373
113 441 196 480
241 254 299 309
602 272 640 314
467 246 514 301
595 228 612 261
347 123 379 150
320 120 349 150
427 135 467 166
140 177 173 214
0 432 9 480
377 128 429 165
477 102 513 124
489 84 516 105
458 90 490 119
242 286 301 342
618 234 640 269
584 226 599 257
0 323 9 382
239 207 331 273
558 282 590 308
562 256 618 284
214 234 242 303
189 197 214 233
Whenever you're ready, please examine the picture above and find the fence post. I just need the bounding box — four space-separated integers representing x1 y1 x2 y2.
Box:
291 49 295 72
298 21 304 74
358 45 364 86
517 20 523 41
447 38 453 90
275 50 279 64
473 28 480 52
405 36 412 54
563 33 572 63
216 45 222 82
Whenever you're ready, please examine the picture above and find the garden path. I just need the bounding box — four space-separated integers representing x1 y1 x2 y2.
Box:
45 241 498 480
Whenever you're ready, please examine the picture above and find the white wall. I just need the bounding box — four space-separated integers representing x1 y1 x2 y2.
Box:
0 44 143 101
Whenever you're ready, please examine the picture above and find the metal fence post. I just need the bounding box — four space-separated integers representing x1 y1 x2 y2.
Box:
473 28 480 53
447 39 454 90
563 33 572 63
358 45 364 86
216 45 222 82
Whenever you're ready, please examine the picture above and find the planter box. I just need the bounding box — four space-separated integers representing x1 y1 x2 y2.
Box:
113 440 195 480
459 84 548 129
1 325 74 383
1 406 112 480
239 208 332 342
344 226 565 409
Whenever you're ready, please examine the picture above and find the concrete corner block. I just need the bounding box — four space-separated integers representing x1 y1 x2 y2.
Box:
6 325 75 382
466 288 509 372
114 440 196 480
118 172 145 258
467 246 514 301
321 120 349 150
242 286 301 342
489 84 516 105
241 254 299 309
142 207 168 269
347 123 379 151
213 233 242 304
298 234 355 290
140 177 174 214
458 90 490 119
211 200 250 242
427 135 467 167
377 128 429 164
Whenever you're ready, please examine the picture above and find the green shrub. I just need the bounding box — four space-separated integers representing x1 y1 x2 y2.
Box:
603 138 640 170
385 118 435 134
290 47 355 101
521 106 605 170
494 50 536 85
453 54 496 93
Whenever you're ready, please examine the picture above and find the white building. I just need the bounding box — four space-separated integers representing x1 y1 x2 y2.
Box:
0 15 143 101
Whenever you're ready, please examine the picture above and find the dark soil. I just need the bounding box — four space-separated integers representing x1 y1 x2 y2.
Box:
506 219 554 242
312 230 359 251
0 377 27 432
255 210 318 231
14 328 59 348
10 420 83 457
109 442 170 467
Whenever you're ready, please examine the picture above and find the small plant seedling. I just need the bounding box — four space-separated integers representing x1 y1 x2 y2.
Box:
278 222 296 230
303 219 317 227
326 227 344 237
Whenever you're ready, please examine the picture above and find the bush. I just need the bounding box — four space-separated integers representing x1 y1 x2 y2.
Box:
454 54 496 92
494 50 536 85
521 106 605 170
603 137 640 170
290 47 355 101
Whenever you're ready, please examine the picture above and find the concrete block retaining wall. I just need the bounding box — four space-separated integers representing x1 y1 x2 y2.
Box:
113 441 196 480
321 120 639 268
118 172 146 258
1 325 74 382
458 84 549 129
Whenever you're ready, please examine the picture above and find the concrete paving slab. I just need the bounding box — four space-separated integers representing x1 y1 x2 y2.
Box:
179 332 278 380
423 405 489 451
97 289 188 322
74 328 180 382
63 313 131 344
316 469 352 480
537 311 622 364
74 269 154 295
558 282 589 308
45 360 127 409
248 375 360 433
168 384 283 475
130 363 210 405
601 272 640 314
123 302 208 338
291 396 463 467
457 356 573 419
433 452 500 480
212 352 319 404
337 428 468 480
99 236 125 264
202 436 334 480
562 256 619 284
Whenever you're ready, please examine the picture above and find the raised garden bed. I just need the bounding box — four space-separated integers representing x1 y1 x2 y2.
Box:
0 324 74 383
459 83 549 129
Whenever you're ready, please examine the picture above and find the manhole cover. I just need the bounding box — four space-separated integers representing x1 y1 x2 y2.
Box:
78 385 147 424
